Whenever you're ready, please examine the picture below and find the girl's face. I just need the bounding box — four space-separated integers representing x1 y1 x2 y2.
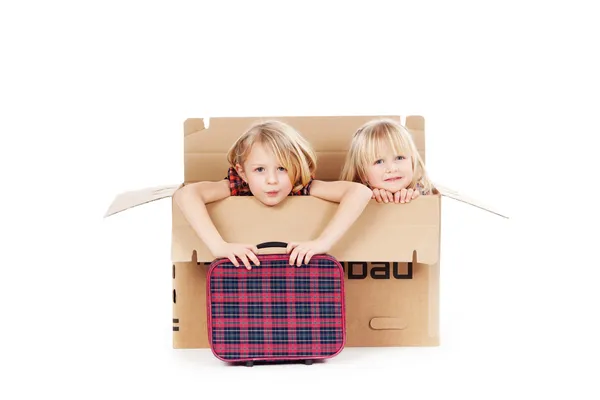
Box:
236 142 293 206
364 143 414 192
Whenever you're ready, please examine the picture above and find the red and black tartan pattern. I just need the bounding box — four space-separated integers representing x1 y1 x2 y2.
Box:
207 254 346 362
224 167 313 196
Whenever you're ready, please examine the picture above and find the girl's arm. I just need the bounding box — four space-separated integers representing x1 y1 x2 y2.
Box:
173 180 260 269
286 180 373 266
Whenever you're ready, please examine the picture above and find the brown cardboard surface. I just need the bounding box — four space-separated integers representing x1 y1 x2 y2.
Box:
171 195 441 264
172 260 209 349
105 114 506 349
172 258 439 349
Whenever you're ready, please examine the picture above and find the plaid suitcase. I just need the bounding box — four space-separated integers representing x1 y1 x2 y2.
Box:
206 241 346 366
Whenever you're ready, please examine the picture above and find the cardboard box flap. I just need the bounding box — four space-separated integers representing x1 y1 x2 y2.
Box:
104 184 182 217
183 115 426 184
404 115 426 163
172 196 441 264
433 182 509 219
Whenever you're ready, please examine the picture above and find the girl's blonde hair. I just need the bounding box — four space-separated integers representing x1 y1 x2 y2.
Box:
227 120 317 193
340 118 434 194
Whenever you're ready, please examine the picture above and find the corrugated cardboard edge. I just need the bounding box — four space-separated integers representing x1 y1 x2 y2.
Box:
433 182 509 219
104 184 182 217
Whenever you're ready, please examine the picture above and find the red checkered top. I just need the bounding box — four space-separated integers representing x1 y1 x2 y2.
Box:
224 167 313 196
415 181 432 195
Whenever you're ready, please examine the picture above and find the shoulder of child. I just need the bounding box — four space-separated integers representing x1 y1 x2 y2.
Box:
289 177 314 196
415 181 432 195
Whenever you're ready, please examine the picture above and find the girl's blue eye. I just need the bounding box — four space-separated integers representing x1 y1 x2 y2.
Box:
278 167 286 172
374 159 384 165
255 167 264 172
396 156 405 160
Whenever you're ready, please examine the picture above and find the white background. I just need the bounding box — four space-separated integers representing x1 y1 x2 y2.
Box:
1 1 599 399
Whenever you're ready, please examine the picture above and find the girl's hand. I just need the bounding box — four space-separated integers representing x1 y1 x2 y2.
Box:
372 188 395 203
394 188 420 204
212 242 260 270
286 240 331 267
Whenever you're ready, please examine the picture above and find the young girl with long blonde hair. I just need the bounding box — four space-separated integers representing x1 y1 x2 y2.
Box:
175 120 373 270
340 118 434 203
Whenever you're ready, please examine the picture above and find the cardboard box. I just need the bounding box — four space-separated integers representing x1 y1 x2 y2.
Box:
104 115 507 349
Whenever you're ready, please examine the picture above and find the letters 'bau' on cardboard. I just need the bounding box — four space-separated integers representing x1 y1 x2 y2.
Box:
105 115 507 349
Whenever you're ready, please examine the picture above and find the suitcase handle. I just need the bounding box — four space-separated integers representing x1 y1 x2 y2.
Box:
256 241 288 249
